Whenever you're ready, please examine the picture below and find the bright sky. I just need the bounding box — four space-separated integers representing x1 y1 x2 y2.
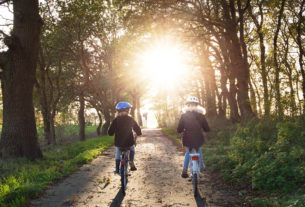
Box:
136 37 193 128
0 5 13 31
137 38 191 92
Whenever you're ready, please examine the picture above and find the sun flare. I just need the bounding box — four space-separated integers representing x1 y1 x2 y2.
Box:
139 41 189 90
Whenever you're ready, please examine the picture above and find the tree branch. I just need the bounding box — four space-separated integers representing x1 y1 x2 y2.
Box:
0 29 8 38
0 0 10 6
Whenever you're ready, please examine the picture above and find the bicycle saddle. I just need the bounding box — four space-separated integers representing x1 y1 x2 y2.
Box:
189 147 200 152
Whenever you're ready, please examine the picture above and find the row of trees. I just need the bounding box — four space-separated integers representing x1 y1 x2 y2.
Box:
144 0 305 125
0 0 304 160
0 0 147 159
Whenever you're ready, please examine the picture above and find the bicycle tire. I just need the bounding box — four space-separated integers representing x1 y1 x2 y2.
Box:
192 173 198 197
124 161 128 188
120 163 126 195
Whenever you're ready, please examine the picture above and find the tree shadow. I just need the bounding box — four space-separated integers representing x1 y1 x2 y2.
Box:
109 188 125 207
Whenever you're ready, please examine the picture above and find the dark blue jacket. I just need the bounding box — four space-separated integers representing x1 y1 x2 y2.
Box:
108 115 142 148
177 111 210 148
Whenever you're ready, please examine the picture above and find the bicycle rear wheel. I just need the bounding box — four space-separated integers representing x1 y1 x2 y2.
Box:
192 173 198 197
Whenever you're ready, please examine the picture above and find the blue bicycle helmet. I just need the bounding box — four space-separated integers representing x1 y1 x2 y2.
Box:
115 101 132 111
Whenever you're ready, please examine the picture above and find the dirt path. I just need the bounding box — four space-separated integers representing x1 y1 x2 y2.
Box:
30 129 242 207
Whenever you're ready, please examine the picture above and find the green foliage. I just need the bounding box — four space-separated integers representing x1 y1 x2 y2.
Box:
161 128 181 144
0 136 114 207
36 125 98 142
202 117 305 205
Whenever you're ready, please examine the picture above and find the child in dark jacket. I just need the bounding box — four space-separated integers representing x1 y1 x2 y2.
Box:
108 101 142 173
177 96 210 178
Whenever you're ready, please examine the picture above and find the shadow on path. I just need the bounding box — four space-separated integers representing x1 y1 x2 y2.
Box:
195 193 207 207
109 188 125 207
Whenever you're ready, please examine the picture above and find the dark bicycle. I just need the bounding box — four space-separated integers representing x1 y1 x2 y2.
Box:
119 147 130 195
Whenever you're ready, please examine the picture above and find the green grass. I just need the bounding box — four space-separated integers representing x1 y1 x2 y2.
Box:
1 125 99 143
37 125 98 142
162 128 181 144
0 135 114 207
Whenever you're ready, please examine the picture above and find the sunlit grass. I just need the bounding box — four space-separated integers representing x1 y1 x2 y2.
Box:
0 136 114 207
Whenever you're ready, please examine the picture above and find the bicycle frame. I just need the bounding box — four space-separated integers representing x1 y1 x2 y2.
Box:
189 149 200 177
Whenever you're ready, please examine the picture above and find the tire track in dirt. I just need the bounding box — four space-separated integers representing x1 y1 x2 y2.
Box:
30 129 241 207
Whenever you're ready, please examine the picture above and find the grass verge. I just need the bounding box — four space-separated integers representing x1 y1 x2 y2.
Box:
0 136 114 207
162 128 181 144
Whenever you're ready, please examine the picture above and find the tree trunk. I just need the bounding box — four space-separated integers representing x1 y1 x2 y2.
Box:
101 110 111 136
221 0 254 120
274 0 286 119
248 1 270 116
296 0 305 113
131 93 136 118
219 70 228 118
201 46 217 117
259 33 269 116
228 77 241 122
49 116 56 145
249 80 257 114
229 30 254 120
42 111 52 145
0 0 43 160
96 110 102 136
136 96 143 126
78 93 85 141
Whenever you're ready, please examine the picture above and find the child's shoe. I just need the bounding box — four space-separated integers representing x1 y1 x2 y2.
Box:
181 168 188 178
129 161 137 171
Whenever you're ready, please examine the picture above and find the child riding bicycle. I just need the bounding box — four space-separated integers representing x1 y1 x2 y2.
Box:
108 101 142 173
177 96 210 178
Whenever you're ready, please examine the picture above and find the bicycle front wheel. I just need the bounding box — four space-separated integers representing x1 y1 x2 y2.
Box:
120 163 126 195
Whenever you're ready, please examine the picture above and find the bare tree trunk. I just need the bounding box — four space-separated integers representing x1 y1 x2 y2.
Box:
101 110 111 136
136 96 143 126
282 32 297 116
222 0 254 120
0 0 42 160
228 77 241 122
201 47 217 117
251 76 263 116
249 80 257 114
131 93 136 118
96 110 102 136
248 0 270 116
274 0 286 119
296 0 305 113
78 93 85 141
49 115 56 145
42 111 52 145
219 72 228 118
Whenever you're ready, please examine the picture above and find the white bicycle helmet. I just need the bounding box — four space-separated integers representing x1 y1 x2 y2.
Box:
186 96 199 104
